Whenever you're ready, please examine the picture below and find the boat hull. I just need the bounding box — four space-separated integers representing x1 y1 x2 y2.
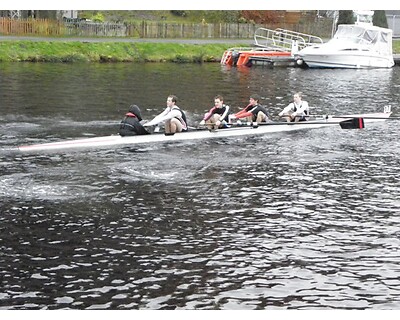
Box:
298 51 394 69
221 49 291 66
15 112 391 153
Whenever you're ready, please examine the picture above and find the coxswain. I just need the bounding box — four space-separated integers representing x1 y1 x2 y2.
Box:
119 105 149 136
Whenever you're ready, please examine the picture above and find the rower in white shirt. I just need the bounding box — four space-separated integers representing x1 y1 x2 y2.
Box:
279 92 309 122
144 95 188 134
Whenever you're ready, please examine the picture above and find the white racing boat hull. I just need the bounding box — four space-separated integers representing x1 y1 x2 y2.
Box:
15 112 391 153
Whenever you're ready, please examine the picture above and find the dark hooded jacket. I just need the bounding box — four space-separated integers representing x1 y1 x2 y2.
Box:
119 105 149 136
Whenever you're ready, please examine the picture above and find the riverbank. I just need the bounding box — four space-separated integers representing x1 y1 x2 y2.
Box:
0 39 249 63
1 37 399 63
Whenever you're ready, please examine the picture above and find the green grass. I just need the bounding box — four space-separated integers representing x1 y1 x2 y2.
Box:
0 41 241 63
1 39 399 63
393 40 400 54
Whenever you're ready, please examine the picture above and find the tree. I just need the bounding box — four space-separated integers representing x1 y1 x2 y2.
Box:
188 11 241 23
336 10 354 28
372 10 388 28
240 11 281 24
31 10 57 19
170 11 186 17
202 11 241 23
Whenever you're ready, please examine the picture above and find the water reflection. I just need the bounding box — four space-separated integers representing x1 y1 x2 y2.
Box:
1 63 400 309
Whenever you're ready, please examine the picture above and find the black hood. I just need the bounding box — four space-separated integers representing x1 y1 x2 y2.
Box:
128 105 142 121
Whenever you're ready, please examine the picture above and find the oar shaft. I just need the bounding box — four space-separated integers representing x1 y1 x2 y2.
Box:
331 116 397 120
297 115 395 120
198 120 341 130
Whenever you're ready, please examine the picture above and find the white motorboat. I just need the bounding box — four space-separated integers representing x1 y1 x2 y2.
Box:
13 108 392 154
296 17 394 69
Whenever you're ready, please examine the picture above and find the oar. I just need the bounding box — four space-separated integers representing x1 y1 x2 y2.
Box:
256 119 365 129
331 116 398 120
199 119 364 130
283 114 397 121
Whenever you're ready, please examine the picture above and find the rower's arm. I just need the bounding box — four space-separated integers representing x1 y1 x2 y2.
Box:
279 104 293 117
144 108 170 126
235 111 253 119
203 107 216 121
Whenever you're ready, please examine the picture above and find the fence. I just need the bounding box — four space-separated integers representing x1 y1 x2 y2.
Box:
0 18 65 35
0 18 334 39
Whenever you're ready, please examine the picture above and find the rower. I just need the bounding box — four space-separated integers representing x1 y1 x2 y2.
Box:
143 95 188 134
279 92 309 122
199 94 230 130
229 94 270 124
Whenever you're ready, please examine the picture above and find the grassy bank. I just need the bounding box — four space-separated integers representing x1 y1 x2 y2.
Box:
1 40 399 63
393 40 400 53
0 40 242 63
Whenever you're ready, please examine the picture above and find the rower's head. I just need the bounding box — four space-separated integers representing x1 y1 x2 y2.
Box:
249 94 260 105
293 92 303 104
167 95 177 107
214 94 224 108
128 104 143 121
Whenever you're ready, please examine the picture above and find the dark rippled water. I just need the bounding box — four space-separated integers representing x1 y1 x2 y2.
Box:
1 62 400 309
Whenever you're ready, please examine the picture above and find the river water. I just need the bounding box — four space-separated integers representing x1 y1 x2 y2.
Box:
1 62 400 310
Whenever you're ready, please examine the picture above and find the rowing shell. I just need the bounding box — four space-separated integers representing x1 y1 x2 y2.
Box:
15 112 391 153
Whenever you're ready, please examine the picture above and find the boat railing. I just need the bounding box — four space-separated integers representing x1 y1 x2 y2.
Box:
223 47 256 52
224 45 290 55
254 27 324 52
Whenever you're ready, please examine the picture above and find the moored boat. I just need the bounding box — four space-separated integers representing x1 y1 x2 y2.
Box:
295 11 394 69
14 108 392 154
